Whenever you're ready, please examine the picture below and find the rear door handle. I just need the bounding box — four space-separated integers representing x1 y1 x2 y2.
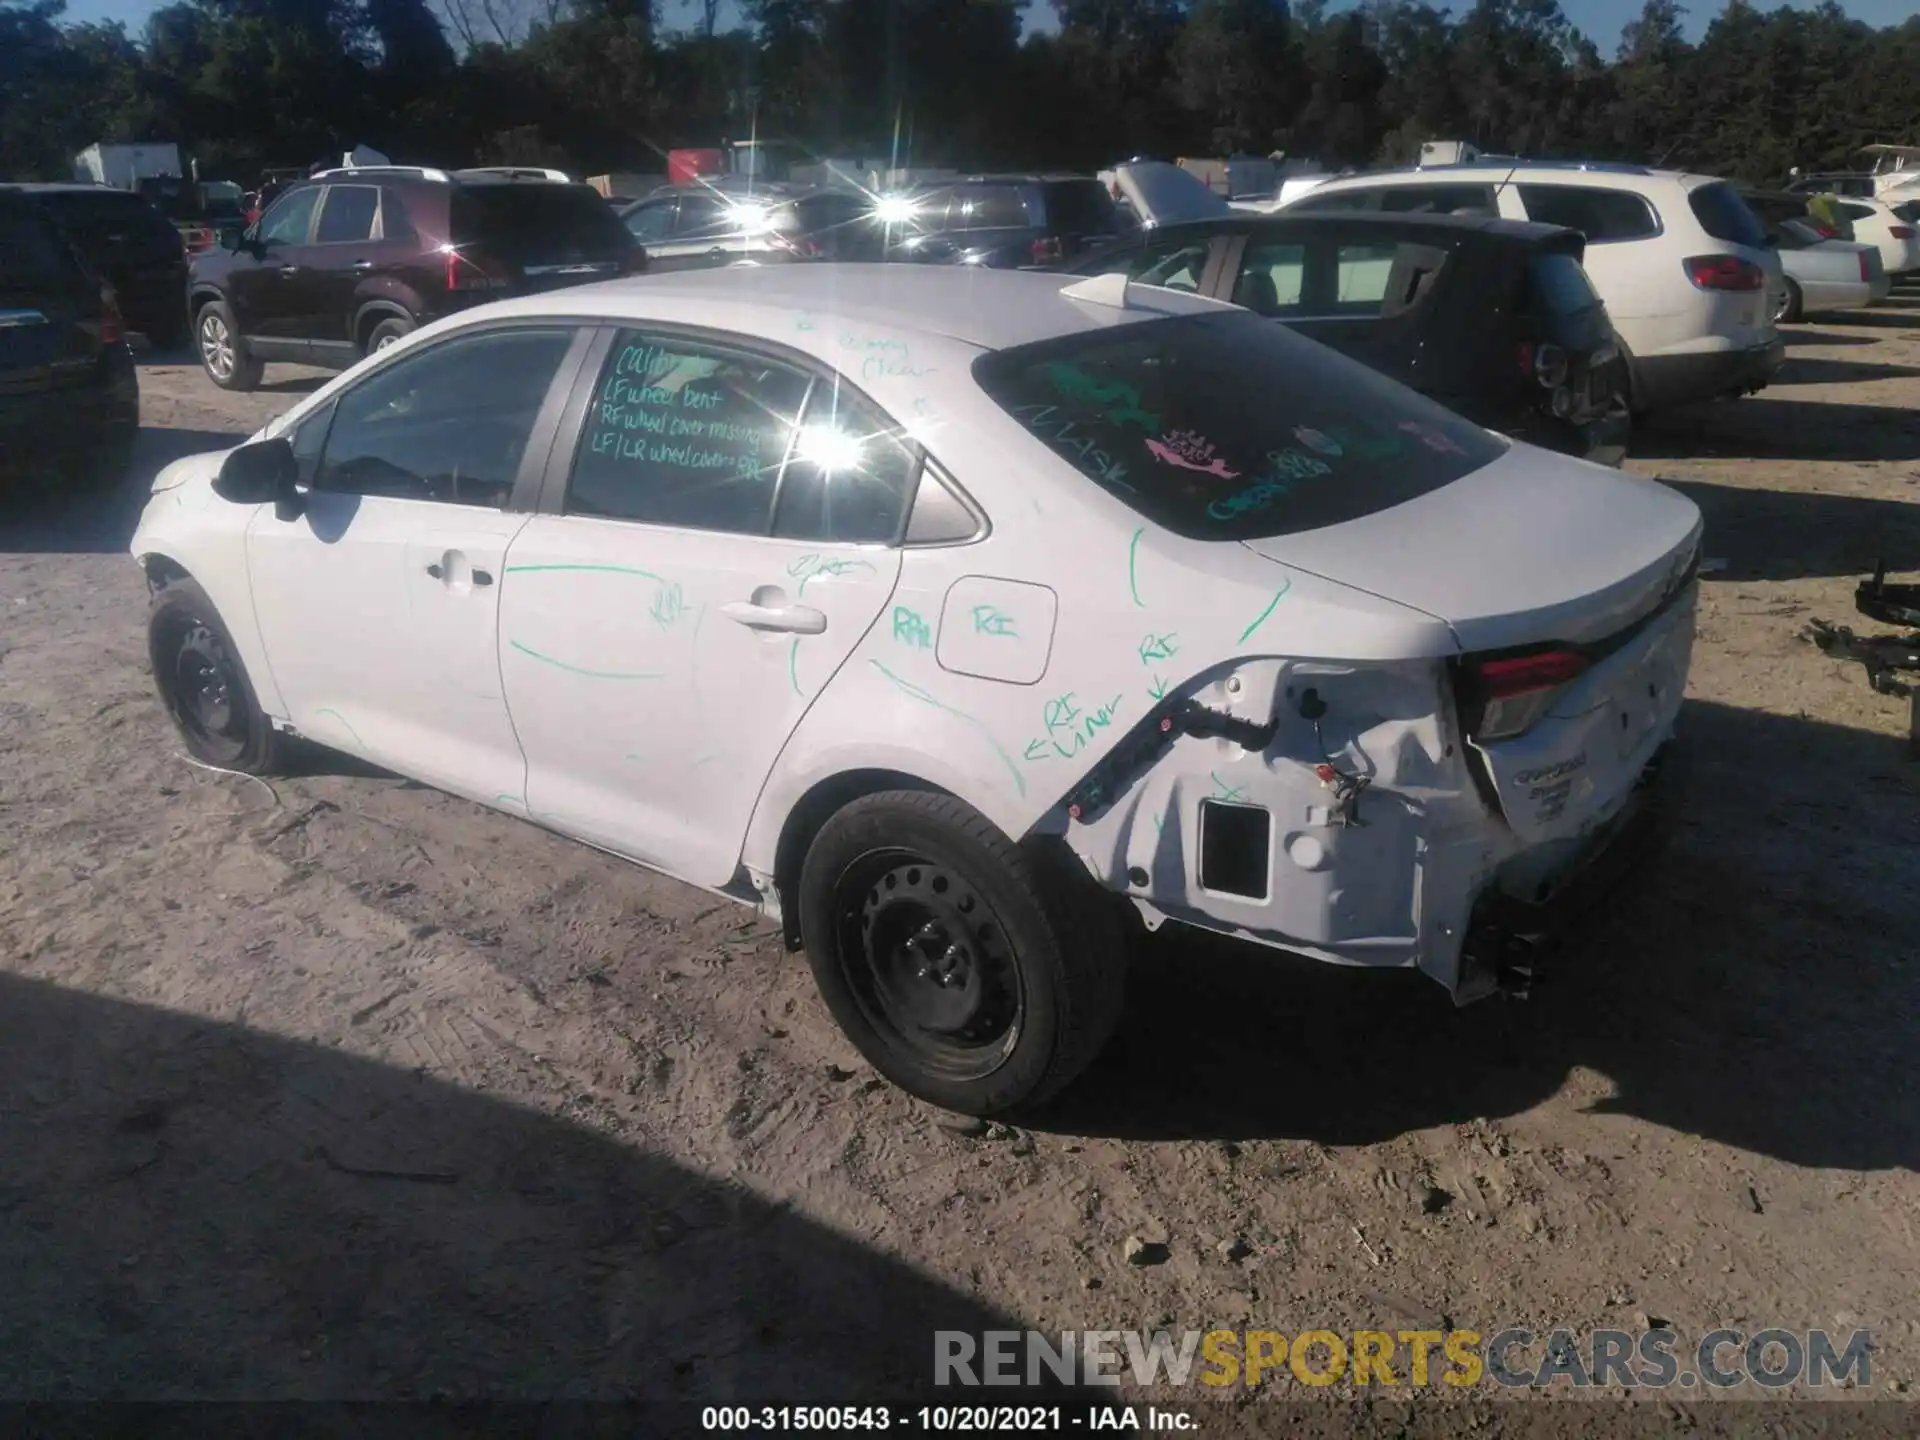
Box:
277 265 300 277
350 260 373 272
472 568 493 586
722 600 827 634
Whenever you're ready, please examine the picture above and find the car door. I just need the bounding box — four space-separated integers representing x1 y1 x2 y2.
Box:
245 323 589 802
302 182 387 354
669 192 749 269
228 183 322 344
497 327 912 886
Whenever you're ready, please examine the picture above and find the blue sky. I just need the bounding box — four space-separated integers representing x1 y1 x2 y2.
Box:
53 0 1919 56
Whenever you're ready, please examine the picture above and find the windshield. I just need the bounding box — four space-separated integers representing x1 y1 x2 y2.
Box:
972 311 1504 542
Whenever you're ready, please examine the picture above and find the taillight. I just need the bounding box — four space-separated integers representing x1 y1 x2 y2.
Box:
1891 225 1917 240
98 284 124 347
1814 225 1838 238
1861 251 1872 283
1462 649 1590 741
1031 235 1064 264
445 247 507 292
1682 254 1765 291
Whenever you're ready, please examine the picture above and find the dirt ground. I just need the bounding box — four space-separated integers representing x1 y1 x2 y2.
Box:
2 298 1918 1424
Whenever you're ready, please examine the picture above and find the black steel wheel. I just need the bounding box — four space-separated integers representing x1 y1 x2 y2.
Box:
798 790 1127 1115
148 577 286 774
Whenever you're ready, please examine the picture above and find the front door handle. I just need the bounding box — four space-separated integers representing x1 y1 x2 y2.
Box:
350 260 373 272
472 568 493 587
722 600 827 634
426 562 443 579
277 265 300 277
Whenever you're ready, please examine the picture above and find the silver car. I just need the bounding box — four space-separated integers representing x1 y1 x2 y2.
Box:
1768 217 1888 321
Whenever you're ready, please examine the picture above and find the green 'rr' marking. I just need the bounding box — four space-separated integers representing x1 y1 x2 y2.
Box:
314 707 365 750
1211 771 1249 802
1238 578 1293 644
869 660 1025 796
509 640 662 681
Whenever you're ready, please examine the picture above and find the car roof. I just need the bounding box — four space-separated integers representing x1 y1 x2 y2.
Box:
472 262 1234 351
1310 161 1711 191
1133 210 1572 244
1 182 146 196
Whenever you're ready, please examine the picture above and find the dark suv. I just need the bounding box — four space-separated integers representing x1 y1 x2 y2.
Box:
187 165 643 391
3 183 188 346
883 175 1123 267
1 188 139 493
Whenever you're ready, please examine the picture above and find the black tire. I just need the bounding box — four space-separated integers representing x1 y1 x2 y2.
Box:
1776 278 1803 325
797 790 1127 1116
148 577 287 775
195 300 263 391
366 315 414 355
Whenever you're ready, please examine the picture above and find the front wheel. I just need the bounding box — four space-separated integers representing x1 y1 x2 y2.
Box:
797 791 1126 1116
149 578 287 774
195 301 263 392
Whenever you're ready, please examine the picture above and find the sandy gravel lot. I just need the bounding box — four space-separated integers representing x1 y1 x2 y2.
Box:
1 300 1917 1423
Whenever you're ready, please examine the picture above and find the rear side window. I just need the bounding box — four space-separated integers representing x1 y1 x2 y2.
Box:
971 311 1503 543
1526 251 1600 314
1379 184 1495 215
1836 202 1875 222
31 192 179 253
0 206 81 285
1040 180 1118 234
315 185 379 243
920 185 1029 230
1686 183 1768 250
452 184 634 255
1516 184 1659 242
1895 200 1920 225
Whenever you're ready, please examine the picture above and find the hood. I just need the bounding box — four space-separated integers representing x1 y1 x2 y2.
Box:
1238 442 1702 654
1110 161 1232 228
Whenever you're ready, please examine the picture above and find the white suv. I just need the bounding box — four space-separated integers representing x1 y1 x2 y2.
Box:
1281 162 1786 415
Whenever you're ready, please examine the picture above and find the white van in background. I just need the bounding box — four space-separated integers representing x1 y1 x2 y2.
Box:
1277 160 1787 415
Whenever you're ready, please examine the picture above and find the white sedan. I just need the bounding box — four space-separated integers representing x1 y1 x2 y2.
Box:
132 265 1702 1115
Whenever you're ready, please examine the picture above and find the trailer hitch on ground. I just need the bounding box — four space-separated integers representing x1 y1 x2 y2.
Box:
1804 561 1920 758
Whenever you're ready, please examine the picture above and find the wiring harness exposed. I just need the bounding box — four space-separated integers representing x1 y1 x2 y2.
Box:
1297 687 1371 826
1804 561 1920 759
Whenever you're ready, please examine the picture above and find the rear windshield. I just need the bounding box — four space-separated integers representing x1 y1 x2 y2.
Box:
1041 180 1118 234
0 206 82 285
452 183 635 255
1687 182 1768 251
923 184 1030 231
972 311 1504 542
34 190 181 249
1527 251 1600 314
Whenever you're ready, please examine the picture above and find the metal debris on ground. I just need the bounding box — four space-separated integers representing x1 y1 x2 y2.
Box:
1805 560 1920 757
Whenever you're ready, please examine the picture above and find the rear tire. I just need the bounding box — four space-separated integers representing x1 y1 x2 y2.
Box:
367 316 414 354
797 790 1127 1116
149 577 287 775
195 300 263 392
1776 278 1803 325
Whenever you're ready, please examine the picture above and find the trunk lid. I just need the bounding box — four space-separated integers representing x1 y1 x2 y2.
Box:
1237 443 1701 653
1108 161 1233 228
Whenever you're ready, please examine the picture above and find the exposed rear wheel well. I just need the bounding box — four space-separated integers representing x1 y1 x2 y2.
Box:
771 768 950 950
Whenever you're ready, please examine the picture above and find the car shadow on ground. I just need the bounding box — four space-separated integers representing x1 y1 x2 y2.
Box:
1041 699 1920 1175
1632 396 1920 463
1781 327 1881 348
1812 309 1920 331
1770 355 1920 385
0 972 1088 1408
0 428 245 558
1655 476 1920 583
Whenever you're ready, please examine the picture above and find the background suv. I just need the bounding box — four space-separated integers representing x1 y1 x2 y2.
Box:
5 183 188 347
0 188 139 493
881 175 1123 267
1281 161 1786 414
618 182 884 269
187 165 642 391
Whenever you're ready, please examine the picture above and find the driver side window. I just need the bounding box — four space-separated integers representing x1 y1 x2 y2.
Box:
313 327 574 508
260 186 320 245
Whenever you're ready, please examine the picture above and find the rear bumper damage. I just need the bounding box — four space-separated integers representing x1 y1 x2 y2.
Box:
1454 737 1689 1003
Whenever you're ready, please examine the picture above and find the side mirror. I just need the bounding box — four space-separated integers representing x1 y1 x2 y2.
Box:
217 223 247 251
213 437 303 519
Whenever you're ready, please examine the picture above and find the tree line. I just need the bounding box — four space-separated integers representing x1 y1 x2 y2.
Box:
3 0 1918 190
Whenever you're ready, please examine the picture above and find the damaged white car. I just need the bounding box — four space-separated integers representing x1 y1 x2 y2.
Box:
132 264 1700 1115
